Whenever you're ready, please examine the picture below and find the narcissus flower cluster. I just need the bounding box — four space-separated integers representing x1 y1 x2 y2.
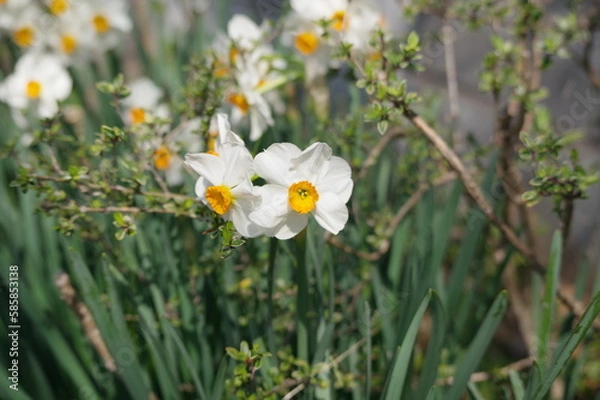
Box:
185 114 353 240
0 0 132 120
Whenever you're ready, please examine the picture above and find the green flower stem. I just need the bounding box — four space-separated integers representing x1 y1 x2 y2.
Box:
295 229 310 362
267 237 278 353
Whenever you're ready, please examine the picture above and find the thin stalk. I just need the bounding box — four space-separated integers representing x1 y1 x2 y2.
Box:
295 229 310 362
267 237 278 353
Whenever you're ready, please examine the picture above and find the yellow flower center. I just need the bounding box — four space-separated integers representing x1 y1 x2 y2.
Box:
294 32 319 55
130 108 146 125
288 181 319 214
153 146 172 170
49 0 69 15
13 26 35 47
26 81 42 99
229 47 239 64
228 93 249 114
60 34 78 54
93 14 110 34
331 10 346 31
205 185 233 215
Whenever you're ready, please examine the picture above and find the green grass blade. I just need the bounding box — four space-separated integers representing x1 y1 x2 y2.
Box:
414 291 447 399
381 289 432 400
537 231 562 372
67 248 150 400
445 290 508 400
509 369 525 400
532 291 600 400
164 323 208 400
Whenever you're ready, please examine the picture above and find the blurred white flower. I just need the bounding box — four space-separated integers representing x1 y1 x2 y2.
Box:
227 14 266 53
290 0 349 29
0 52 72 119
185 141 263 238
250 142 353 239
46 0 70 16
342 2 384 55
0 0 30 30
121 77 168 126
80 0 132 50
151 117 203 186
47 9 95 61
4 5 45 49
227 63 276 141
282 15 336 82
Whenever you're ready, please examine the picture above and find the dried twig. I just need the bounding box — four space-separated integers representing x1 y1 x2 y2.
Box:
54 272 116 372
402 109 599 330
437 356 535 386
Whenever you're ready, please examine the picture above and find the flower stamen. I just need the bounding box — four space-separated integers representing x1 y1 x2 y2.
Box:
228 93 250 114
130 108 146 125
294 32 319 55
153 146 172 170
288 181 319 214
26 81 42 99
13 26 35 47
93 14 110 34
60 34 78 54
206 185 233 215
331 11 346 31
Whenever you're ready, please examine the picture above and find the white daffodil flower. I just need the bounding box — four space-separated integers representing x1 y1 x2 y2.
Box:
121 77 168 126
46 0 70 16
80 0 132 50
47 9 95 61
342 2 384 56
227 14 266 53
228 63 275 142
290 0 349 29
185 142 263 238
282 15 337 83
5 5 44 49
151 117 203 186
0 52 72 119
250 142 353 239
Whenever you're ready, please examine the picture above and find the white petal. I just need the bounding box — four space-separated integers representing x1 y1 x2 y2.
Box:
253 143 301 185
290 142 332 180
317 156 353 203
194 177 209 202
313 192 349 235
249 184 288 229
227 14 262 48
220 143 255 185
229 194 264 238
184 153 225 185
122 77 163 109
275 212 308 240
216 113 244 146
290 0 331 19
249 106 272 141
37 100 59 119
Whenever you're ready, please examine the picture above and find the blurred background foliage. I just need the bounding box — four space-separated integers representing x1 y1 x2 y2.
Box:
1 0 600 399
